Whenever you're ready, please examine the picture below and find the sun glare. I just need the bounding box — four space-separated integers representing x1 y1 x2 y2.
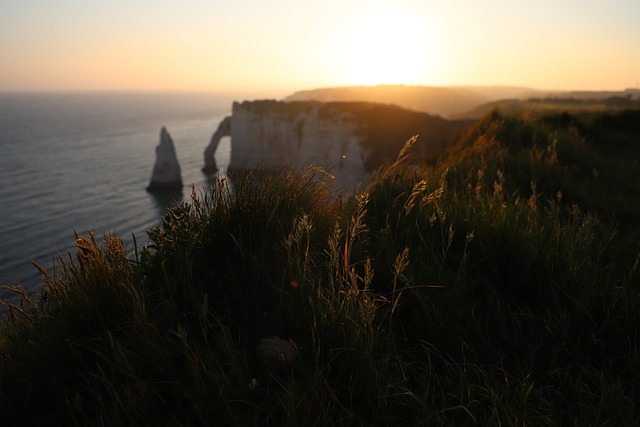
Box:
333 5 437 86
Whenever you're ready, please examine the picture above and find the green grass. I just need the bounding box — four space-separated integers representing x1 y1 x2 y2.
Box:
1 109 639 425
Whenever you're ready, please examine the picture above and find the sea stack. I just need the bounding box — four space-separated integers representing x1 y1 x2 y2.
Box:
147 127 183 191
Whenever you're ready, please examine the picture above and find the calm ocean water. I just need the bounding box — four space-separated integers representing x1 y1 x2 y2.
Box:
0 92 234 301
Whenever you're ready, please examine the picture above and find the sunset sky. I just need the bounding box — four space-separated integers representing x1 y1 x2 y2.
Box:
2 0 639 95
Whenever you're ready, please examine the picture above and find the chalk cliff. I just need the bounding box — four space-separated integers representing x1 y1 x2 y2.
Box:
147 127 183 191
228 101 369 188
204 100 473 188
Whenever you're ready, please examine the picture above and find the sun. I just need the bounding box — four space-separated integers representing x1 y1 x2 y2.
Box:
332 5 437 86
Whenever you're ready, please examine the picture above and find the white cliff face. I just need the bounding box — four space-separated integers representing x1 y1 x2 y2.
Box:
228 101 371 189
207 100 470 190
147 127 183 191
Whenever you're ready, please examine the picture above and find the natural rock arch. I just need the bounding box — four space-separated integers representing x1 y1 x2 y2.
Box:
202 116 231 173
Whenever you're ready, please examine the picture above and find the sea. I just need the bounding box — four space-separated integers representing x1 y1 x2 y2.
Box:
0 91 236 303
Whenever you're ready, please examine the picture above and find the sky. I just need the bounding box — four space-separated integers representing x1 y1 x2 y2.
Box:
2 0 639 95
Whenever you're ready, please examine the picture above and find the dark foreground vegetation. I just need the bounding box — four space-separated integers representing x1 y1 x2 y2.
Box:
2 109 639 425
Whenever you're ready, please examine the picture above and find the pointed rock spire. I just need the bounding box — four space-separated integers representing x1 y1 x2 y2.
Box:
147 127 183 191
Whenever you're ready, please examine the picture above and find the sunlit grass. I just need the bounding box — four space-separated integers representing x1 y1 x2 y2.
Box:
1 109 639 425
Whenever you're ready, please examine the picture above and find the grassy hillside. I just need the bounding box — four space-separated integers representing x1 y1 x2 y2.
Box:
285 84 640 119
285 84 544 118
1 109 639 425
456 96 640 119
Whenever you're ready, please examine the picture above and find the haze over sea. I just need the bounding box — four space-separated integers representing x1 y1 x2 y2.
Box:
0 92 233 299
